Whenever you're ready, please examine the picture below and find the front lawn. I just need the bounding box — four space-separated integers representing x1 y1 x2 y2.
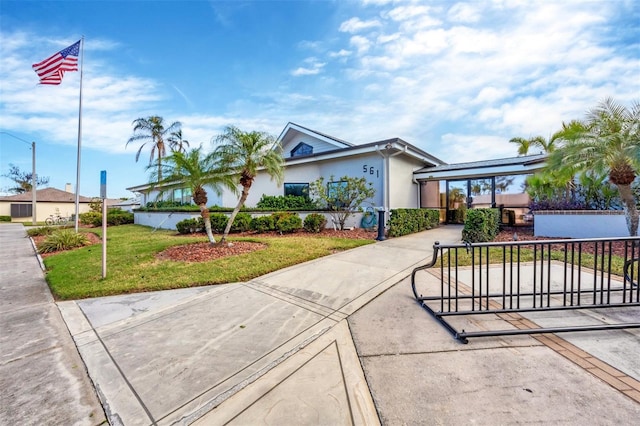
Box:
43 224 373 300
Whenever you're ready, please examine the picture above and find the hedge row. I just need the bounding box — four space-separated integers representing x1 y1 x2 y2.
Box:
176 212 328 235
461 208 500 243
78 210 134 227
387 209 440 237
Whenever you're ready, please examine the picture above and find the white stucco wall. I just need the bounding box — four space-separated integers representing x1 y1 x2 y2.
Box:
534 211 630 238
388 155 421 209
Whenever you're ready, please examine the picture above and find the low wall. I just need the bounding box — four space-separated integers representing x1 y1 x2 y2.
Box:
134 211 367 231
534 211 629 238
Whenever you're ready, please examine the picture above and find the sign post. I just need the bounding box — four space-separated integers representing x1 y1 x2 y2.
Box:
101 171 107 279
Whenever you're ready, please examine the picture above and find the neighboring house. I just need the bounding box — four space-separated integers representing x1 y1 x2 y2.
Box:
110 197 141 212
127 122 546 225
0 186 123 223
0 187 93 223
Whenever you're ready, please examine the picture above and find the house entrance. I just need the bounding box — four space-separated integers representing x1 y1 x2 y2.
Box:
443 176 531 226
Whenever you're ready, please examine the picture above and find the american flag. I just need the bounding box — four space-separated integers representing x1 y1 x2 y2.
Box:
32 40 81 85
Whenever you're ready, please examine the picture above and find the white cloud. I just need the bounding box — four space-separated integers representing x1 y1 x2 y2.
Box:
339 17 382 33
448 2 481 23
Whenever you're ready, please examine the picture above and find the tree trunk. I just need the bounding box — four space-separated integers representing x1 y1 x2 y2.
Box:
618 184 639 236
199 205 216 244
220 185 250 244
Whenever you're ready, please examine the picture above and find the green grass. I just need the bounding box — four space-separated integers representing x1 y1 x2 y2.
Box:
44 224 373 300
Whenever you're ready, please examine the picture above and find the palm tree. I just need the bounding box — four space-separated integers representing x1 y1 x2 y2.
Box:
168 129 190 153
213 125 284 244
548 98 640 236
127 116 181 182
149 146 236 244
509 135 552 156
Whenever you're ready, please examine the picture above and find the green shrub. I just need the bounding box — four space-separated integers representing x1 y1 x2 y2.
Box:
107 210 134 226
275 213 302 233
303 213 327 233
27 226 55 237
256 195 317 210
176 218 204 234
231 213 252 232
388 209 440 237
250 215 276 233
78 210 134 226
0 216 11 222
462 208 500 243
209 213 228 233
79 211 102 226
38 229 89 254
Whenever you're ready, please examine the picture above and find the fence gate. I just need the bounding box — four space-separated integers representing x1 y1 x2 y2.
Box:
411 236 640 343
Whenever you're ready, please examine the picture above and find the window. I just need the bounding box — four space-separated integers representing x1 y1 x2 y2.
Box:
290 142 313 157
172 187 193 204
284 183 309 198
327 180 347 208
10 203 32 218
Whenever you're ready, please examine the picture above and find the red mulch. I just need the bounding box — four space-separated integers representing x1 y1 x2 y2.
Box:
494 227 631 258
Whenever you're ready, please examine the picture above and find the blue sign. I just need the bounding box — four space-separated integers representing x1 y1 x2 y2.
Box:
100 170 107 198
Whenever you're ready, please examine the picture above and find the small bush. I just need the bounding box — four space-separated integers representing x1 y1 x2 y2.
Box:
107 210 134 226
27 226 55 237
79 211 102 226
231 213 252 232
275 212 302 233
209 213 228 233
176 218 204 234
38 229 89 254
0 216 11 222
303 213 327 233
250 215 276 233
462 208 500 243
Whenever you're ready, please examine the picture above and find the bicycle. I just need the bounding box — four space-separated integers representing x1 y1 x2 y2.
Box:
45 214 68 226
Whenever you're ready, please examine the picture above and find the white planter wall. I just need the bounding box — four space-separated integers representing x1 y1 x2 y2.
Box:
134 211 367 231
534 211 629 238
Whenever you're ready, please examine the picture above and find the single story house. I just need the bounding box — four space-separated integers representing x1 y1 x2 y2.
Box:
0 185 122 223
127 123 547 226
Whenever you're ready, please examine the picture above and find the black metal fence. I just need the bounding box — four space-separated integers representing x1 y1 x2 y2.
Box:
411 236 640 343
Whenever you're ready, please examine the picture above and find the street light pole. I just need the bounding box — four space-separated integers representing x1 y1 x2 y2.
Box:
0 132 37 225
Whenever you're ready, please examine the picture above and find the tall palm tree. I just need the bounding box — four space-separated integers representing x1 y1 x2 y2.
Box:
127 116 181 182
213 125 284 244
149 146 236 244
548 98 640 236
168 129 190 153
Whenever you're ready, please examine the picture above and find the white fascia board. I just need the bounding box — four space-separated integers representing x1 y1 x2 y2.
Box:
414 162 545 180
286 142 436 167
277 123 352 149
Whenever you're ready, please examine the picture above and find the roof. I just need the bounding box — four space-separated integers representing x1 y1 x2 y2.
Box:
0 187 94 203
278 122 354 148
415 154 546 174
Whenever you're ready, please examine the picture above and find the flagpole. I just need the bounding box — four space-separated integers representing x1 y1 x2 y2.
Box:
74 36 84 232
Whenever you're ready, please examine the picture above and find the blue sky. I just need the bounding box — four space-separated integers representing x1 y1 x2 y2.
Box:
0 0 638 199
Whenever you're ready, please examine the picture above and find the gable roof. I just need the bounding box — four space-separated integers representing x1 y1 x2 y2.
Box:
277 122 354 150
0 187 94 203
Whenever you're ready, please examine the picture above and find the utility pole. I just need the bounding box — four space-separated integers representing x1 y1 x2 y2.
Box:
0 132 37 225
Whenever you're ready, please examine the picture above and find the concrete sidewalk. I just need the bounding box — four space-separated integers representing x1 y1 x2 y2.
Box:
0 223 106 425
2 223 639 425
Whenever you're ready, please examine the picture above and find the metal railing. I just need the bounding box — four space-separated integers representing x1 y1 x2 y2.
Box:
411 236 640 343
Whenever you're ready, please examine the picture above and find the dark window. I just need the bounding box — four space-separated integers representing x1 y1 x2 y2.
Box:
11 203 32 218
290 142 313 157
284 183 309 198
